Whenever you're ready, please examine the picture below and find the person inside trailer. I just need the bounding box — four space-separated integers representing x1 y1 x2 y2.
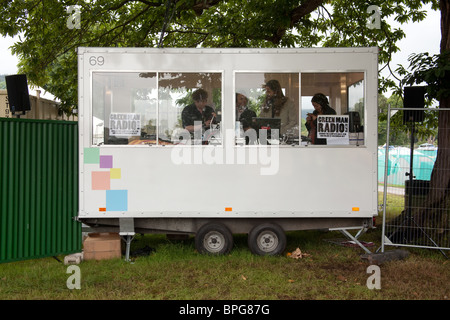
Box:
236 91 256 132
236 91 257 145
181 88 217 134
259 79 298 137
305 93 336 145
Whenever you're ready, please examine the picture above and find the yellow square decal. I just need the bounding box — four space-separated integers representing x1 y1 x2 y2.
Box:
110 168 121 179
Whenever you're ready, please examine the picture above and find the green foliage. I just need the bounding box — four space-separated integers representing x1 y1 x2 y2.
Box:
0 0 439 115
378 93 438 146
0 75 6 89
379 51 449 145
378 94 414 146
396 51 450 102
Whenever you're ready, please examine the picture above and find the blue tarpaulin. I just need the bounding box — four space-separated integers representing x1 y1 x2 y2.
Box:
378 147 437 186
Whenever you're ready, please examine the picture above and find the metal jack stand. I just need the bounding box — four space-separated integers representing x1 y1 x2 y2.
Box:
329 227 372 254
119 218 135 262
339 228 372 254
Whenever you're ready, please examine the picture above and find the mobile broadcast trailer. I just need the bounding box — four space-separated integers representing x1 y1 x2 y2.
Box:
77 47 378 257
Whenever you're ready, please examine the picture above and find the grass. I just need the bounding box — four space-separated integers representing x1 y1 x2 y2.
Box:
0 225 449 300
380 191 406 219
0 193 447 300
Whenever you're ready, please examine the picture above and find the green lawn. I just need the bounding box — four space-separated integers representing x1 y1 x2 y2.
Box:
1 224 448 301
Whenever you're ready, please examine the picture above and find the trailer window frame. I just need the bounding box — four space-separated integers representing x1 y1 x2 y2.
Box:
90 70 224 147
234 71 300 146
90 69 367 148
300 71 366 147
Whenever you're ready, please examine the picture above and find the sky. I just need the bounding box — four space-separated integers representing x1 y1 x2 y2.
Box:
381 5 441 82
0 4 442 94
0 35 19 75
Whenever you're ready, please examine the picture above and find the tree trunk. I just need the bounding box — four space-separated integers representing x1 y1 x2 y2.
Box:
421 0 450 215
441 0 450 52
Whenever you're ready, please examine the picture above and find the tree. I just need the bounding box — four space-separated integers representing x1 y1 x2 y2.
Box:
0 75 6 89
0 0 438 115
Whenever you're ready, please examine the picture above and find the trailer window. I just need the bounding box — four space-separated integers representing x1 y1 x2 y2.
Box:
234 72 299 145
158 72 222 145
301 72 365 146
92 72 158 145
92 72 222 146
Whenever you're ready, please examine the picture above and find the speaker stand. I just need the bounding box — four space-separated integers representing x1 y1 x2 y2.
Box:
11 106 26 118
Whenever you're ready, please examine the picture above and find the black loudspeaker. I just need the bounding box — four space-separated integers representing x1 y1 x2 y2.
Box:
345 111 362 133
5 74 31 114
403 86 425 123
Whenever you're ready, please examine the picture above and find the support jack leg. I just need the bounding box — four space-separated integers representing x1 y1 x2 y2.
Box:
120 234 135 262
339 228 372 254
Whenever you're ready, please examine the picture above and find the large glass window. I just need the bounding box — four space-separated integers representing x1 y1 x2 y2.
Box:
234 72 299 145
348 79 365 127
92 71 364 147
92 72 222 145
92 72 157 145
301 72 365 146
158 72 222 145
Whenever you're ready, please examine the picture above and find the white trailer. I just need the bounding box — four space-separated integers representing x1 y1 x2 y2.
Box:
77 47 378 256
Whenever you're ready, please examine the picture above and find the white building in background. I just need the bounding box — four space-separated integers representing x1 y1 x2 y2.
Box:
0 86 77 121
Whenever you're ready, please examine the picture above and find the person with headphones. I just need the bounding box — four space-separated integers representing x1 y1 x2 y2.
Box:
305 93 336 145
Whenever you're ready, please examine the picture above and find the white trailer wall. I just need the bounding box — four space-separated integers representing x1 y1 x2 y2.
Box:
78 48 378 220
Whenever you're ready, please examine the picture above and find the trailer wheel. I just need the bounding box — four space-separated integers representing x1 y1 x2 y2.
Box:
248 223 286 256
195 223 233 255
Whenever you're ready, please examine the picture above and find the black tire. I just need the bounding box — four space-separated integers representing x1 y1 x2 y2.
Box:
248 223 286 256
195 223 233 255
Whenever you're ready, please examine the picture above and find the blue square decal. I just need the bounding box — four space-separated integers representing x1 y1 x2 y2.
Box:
106 190 128 211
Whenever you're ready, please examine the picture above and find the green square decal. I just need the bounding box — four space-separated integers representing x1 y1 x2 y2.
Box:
84 147 100 164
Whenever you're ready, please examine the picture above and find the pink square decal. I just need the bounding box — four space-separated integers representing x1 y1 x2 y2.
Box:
92 171 110 190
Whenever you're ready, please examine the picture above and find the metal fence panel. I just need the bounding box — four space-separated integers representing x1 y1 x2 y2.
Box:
382 107 450 253
0 118 80 263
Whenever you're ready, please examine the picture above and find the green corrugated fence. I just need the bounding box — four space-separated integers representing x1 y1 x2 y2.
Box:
0 118 81 263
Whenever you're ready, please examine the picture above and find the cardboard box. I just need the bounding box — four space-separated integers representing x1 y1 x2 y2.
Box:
83 232 121 261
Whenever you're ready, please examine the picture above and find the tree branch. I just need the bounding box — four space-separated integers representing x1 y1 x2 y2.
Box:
108 0 162 11
290 0 326 26
191 0 222 16
266 0 325 44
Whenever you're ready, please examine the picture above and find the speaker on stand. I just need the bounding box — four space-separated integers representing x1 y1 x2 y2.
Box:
403 86 425 124
402 86 426 208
